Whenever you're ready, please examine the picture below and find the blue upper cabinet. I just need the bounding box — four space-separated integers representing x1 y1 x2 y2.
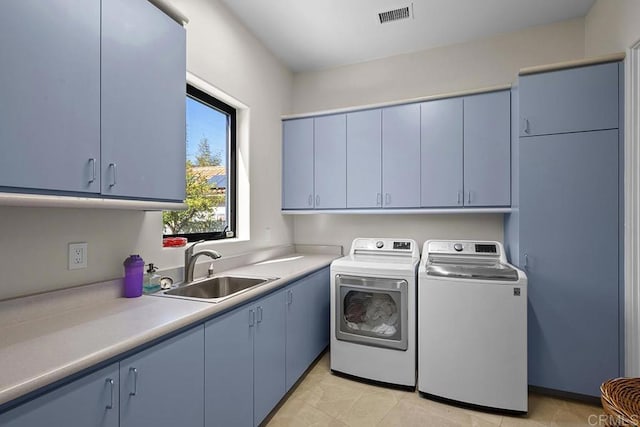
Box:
463 91 511 207
283 118 315 209
0 0 101 194
420 98 464 207
120 326 204 427
346 110 382 208
0 364 119 427
101 0 186 201
283 92 511 211
314 115 347 209
382 104 421 208
519 62 619 136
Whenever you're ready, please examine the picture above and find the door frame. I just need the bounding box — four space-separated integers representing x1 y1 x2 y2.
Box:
624 39 640 376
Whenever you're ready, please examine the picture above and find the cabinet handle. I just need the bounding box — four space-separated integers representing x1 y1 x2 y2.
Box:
376 193 382 206
308 194 313 206
257 306 263 323
109 163 117 188
524 118 531 134
106 378 114 409
523 254 529 269
457 191 462 205
316 195 320 206
467 192 471 204
88 158 96 184
385 193 391 206
287 290 293 305
249 309 255 327
129 367 138 396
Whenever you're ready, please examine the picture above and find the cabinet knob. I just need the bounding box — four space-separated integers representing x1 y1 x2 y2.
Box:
129 367 138 396
88 158 96 184
109 163 117 188
106 378 114 409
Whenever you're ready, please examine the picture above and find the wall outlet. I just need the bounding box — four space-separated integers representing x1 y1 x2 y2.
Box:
68 242 88 270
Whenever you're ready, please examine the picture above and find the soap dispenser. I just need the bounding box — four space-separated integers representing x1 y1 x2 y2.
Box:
143 263 162 294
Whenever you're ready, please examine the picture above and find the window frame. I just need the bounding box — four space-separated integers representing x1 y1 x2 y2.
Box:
163 84 237 242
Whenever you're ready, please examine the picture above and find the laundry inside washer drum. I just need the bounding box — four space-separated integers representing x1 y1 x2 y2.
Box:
344 291 399 336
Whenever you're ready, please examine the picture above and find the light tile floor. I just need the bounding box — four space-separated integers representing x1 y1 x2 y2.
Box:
267 352 604 427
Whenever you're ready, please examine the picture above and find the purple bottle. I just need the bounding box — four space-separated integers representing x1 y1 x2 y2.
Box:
123 255 144 298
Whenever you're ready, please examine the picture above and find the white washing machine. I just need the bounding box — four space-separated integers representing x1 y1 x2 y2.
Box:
330 238 419 388
418 240 528 413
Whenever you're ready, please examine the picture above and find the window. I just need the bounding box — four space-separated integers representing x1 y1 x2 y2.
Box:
163 84 236 241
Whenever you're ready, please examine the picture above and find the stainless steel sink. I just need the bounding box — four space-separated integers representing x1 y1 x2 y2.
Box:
156 275 278 303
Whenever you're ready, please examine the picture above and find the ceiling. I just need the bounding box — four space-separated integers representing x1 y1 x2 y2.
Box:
218 0 596 72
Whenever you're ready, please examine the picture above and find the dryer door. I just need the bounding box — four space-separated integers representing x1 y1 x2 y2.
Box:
335 274 408 351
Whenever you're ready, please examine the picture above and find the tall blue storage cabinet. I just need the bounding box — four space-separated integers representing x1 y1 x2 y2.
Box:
506 61 624 397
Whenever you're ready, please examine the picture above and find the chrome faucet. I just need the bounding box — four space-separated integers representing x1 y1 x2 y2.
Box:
184 240 222 284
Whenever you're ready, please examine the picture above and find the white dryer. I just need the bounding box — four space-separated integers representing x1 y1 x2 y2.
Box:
330 238 419 388
418 240 528 413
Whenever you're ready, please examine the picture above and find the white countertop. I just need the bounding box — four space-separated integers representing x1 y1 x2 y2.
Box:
0 250 340 409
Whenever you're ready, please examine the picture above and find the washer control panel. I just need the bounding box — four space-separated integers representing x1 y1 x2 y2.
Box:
427 240 501 257
351 238 419 258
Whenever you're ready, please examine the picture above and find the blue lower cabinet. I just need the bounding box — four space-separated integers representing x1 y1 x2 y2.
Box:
253 290 287 426
120 326 205 427
520 130 620 396
204 304 254 427
0 364 119 427
285 268 330 390
1 270 330 427
205 288 286 427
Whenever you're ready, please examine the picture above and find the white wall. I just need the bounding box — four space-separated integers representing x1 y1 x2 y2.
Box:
585 0 640 56
291 18 585 114
0 0 293 301
290 18 586 251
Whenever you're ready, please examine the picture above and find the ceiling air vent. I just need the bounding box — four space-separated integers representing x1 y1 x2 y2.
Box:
378 4 412 24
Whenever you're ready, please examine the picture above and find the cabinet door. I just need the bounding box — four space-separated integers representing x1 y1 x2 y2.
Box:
254 290 286 426
101 0 186 201
420 98 463 207
519 62 619 136
0 0 100 193
204 305 254 427
0 364 118 427
382 104 421 208
314 115 347 209
120 326 204 427
463 91 511 207
520 130 619 396
346 110 382 208
285 268 330 390
283 118 314 209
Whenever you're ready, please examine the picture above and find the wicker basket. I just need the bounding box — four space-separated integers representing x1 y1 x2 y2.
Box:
601 378 640 426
